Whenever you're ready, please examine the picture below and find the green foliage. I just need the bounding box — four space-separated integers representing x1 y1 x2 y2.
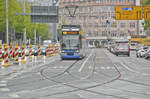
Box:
0 0 50 40
143 0 150 30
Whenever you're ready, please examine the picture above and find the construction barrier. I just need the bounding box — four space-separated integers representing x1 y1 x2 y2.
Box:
51 44 55 56
9 43 13 59
29 44 32 57
0 44 2 62
3 44 9 67
38 44 41 57
14 44 19 64
21 44 26 64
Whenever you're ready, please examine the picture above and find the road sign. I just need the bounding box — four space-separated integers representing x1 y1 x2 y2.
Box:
144 6 150 20
115 6 143 20
31 6 59 23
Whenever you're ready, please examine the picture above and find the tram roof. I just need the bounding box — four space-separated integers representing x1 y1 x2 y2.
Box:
61 25 81 29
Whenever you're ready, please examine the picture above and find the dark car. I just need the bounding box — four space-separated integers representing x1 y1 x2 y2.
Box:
32 46 38 56
40 46 47 56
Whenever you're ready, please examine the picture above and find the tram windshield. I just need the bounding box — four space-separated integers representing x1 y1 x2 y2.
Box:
62 34 80 50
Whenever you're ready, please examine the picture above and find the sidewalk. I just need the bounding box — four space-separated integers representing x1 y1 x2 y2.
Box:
0 55 59 76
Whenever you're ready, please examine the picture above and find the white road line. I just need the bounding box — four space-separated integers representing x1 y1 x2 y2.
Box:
8 93 20 98
106 67 110 69
78 49 94 72
78 94 84 98
0 88 10 92
0 80 7 83
101 67 105 69
0 84 7 87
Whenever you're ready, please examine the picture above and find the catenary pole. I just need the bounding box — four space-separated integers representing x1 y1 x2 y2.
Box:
6 0 9 43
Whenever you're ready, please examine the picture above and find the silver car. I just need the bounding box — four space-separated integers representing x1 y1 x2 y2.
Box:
114 43 130 56
145 47 150 59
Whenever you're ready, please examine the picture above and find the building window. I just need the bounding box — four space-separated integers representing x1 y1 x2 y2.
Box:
111 22 117 28
120 0 126 2
128 0 135 2
130 23 135 28
102 31 107 36
112 0 117 3
103 0 109 2
120 23 125 28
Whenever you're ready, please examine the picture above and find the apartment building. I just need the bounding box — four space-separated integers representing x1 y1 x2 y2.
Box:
59 0 144 46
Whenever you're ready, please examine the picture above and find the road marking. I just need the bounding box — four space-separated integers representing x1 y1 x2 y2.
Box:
8 93 20 98
78 94 84 98
0 81 7 83
78 49 94 72
0 84 7 87
101 67 105 69
0 88 10 91
15 90 30 94
106 67 110 69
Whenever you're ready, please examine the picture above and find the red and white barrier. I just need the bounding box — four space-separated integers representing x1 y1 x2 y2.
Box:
21 44 26 64
9 43 13 59
3 44 9 67
0 44 2 62
38 44 41 56
29 44 32 57
14 44 19 64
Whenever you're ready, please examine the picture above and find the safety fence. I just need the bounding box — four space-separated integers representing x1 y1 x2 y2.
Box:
0 43 60 68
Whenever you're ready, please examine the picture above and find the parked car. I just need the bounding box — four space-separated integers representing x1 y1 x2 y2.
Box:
145 47 150 59
130 42 138 50
136 46 149 58
114 43 130 56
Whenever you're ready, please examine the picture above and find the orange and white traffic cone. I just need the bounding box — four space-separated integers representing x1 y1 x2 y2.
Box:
14 44 19 64
21 44 26 64
9 43 13 59
0 44 2 62
3 44 9 67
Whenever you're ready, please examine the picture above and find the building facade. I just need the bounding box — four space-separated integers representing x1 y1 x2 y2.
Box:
59 0 144 47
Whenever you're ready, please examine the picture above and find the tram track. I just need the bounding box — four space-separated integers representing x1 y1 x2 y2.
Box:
6 49 150 99
38 49 150 99
38 50 127 99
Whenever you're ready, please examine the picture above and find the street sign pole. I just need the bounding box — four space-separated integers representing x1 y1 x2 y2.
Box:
6 0 9 44
23 0 26 47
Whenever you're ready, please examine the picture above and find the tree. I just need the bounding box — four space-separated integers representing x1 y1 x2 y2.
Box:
143 0 150 31
0 0 51 42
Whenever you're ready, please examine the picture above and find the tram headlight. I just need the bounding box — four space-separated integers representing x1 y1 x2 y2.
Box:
61 50 65 53
76 50 79 53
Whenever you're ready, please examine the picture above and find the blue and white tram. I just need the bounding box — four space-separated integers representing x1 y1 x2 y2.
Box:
60 25 85 59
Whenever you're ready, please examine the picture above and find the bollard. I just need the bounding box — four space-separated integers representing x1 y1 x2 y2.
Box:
14 44 19 64
29 44 32 58
3 44 9 67
21 44 26 64
9 43 13 59
0 44 2 62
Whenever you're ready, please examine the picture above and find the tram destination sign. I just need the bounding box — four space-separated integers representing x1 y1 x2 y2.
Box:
115 6 143 20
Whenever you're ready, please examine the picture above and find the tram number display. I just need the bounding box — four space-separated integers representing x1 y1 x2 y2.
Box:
63 31 79 35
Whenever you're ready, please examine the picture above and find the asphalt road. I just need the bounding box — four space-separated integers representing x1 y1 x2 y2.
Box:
0 48 150 99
